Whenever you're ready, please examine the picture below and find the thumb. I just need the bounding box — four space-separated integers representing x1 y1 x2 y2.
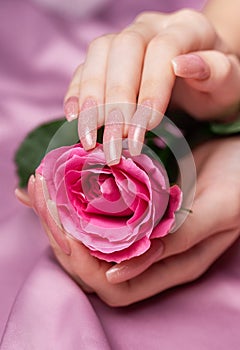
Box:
172 51 240 120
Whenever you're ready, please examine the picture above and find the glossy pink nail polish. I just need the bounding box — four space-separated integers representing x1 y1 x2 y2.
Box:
128 103 151 156
78 98 97 150
103 109 124 165
172 54 210 80
64 96 79 122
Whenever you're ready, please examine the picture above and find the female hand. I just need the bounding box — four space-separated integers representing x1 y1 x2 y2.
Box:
64 10 240 164
16 137 240 306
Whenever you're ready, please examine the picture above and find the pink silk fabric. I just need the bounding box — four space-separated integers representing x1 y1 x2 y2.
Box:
1 0 240 348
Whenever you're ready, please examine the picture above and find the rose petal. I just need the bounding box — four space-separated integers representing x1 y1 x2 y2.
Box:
90 236 151 263
37 143 182 262
151 185 182 238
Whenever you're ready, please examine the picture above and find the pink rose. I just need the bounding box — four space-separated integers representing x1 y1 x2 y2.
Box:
37 143 182 262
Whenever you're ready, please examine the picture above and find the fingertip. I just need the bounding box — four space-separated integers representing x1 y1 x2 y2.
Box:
128 134 143 156
80 131 97 151
128 103 150 156
15 188 32 207
78 98 98 150
107 157 121 166
172 54 210 80
103 109 124 165
64 96 79 122
106 265 127 284
46 199 72 256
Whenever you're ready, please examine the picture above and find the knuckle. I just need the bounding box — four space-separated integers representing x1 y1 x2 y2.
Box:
115 30 145 47
73 63 83 76
106 84 135 100
148 33 175 51
88 34 113 52
171 9 212 34
134 11 156 23
97 283 135 307
175 8 202 22
80 77 102 90
98 292 130 308
140 79 161 96
184 265 204 283
181 257 207 283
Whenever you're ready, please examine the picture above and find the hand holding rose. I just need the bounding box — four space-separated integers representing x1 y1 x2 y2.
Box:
16 137 240 306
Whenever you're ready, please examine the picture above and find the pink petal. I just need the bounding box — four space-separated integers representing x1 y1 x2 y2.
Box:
151 185 182 238
90 236 151 263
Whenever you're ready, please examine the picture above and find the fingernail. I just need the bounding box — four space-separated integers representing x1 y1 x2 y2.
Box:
103 109 124 165
64 96 79 122
128 102 151 156
27 175 36 211
47 199 71 256
15 188 31 207
172 54 210 80
106 265 128 283
106 240 164 283
78 98 97 150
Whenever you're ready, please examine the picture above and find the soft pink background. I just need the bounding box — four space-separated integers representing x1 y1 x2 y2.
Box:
1 0 239 348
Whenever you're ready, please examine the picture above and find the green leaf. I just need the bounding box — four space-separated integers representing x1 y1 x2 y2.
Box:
210 118 240 135
15 118 79 188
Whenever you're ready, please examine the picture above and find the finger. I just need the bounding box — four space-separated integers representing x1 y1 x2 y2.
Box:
139 9 218 105
64 64 83 121
42 221 95 293
78 35 113 151
106 239 164 283
41 213 239 307
27 174 36 210
128 10 218 155
33 174 71 255
106 149 238 285
103 22 157 165
172 51 240 119
110 230 239 305
15 188 32 207
105 187 220 284
28 174 130 303
172 53 210 80
129 229 239 305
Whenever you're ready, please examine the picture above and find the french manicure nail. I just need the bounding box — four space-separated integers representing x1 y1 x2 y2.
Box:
64 96 79 122
15 188 31 207
106 240 164 283
172 54 210 80
103 109 124 165
47 199 71 256
106 264 128 282
128 103 151 156
78 98 97 150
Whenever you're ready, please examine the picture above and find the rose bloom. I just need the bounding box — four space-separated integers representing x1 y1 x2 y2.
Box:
37 144 182 263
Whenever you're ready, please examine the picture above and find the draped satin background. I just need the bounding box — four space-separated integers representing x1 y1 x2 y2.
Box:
0 0 240 348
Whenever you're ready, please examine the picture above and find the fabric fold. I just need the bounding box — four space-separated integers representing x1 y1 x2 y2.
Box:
0 250 111 350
